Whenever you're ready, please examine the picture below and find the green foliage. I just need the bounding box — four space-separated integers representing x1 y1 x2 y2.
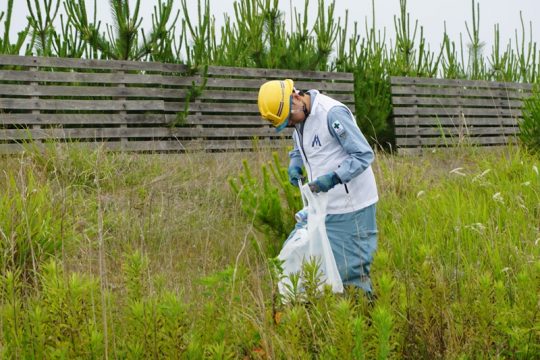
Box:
352 316 367 359
520 83 540 152
1 146 539 358
31 144 161 191
31 144 108 189
0 0 31 55
6 0 537 82
0 254 192 358
229 152 302 256
142 0 180 63
0 169 66 283
300 257 327 301
26 0 61 56
52 13 86 58
312 0 340 71
440 23 466 79
330 299 356 359
181 0 213 67
38 260 104 358
372 305 394 359
64 0 178 60
210 0 342 70
62 0 108 59
379 146 540 358
0 270 25 358
464 0 486 80
274 261 385 358
0 260 105 359
120 293 189 357
353 21 394 148
172 65 209 127
122 250 149 301
392 0 441 77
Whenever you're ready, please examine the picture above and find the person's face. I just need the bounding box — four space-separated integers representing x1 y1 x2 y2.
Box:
288 92 307 126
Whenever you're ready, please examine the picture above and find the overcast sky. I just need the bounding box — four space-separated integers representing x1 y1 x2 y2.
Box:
4 0 540 55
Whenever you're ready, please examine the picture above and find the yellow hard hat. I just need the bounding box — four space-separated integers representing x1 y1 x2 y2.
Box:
257 79 294 131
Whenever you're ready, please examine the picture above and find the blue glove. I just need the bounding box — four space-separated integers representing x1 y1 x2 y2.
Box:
288 166 305 187
308 172 341 193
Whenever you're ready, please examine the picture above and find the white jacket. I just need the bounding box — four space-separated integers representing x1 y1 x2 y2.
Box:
292 92 378 214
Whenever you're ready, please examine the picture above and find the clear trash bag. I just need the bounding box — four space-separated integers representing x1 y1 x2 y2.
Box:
277 184 343 296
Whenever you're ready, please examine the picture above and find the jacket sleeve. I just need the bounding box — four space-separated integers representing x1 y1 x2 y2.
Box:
327 106 374 183
288 130 304 169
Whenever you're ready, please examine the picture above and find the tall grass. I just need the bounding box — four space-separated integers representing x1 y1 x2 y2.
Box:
0 144 538 357
1 0 539 147
0 158 68 286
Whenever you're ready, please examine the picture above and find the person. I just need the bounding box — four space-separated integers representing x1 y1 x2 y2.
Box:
257 79 379 295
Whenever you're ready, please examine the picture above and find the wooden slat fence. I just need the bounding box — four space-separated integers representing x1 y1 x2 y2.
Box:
390 76 532 154
0 55 355 153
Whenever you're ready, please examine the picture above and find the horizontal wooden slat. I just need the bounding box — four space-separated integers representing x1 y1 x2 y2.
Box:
0 70 355 94
294 81 353 92
396 135 518 147
0 69 190 85
0 85 354 106
393 107 522 117
0 113 270 126
0 114 154 125
0 72 353 93
1 111 355 127
174 103 356 114
163 102 354 113
1 114 131 125
164 102 256 113
0 139 290 154
0 99 164 111
200 90 256 101
200 90 353 103
0 54 187 73
396 145 516 155
390 76 532 91
390 85 530 99
206 66 354 81
108 139 289 151
0 84 184 98
0 127 294 140
0 55 355 82
184 115 267 126
395 126 519 136
201 78 353 92
321 94 354 103
394 117 518 126
392 96 523 108
0 55 357 93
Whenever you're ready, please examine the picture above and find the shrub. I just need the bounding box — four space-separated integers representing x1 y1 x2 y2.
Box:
229 152 302 256
520 83 540 152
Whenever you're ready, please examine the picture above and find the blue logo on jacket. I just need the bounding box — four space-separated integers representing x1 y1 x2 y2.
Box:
312 134 322 147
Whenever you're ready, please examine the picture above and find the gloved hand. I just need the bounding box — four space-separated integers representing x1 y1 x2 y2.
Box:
288 166 305 187
308 172 341 193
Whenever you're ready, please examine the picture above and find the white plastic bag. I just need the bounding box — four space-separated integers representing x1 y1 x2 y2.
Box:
277 184 343 296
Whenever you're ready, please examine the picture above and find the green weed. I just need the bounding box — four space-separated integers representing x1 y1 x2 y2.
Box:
0 145 538 358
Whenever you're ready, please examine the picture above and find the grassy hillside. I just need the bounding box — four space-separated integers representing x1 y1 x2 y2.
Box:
0 145 539 358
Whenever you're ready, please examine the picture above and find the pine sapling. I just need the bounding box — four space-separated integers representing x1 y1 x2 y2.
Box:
372 305 394 360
